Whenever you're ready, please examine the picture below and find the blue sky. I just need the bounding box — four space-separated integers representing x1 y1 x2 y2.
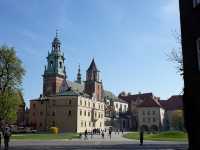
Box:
0 0 182 106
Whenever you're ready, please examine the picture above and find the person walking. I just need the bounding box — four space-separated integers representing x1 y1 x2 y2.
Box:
101 131 104 139
121 128 124 135
109 128 112 140
139 129 144 146
2 124 11 150
84 129 88 140
0 130 1 150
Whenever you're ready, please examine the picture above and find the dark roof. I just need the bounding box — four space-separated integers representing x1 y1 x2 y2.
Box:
119 93 153 102
159 95 183 110
87 59 98 72
138 98 162 108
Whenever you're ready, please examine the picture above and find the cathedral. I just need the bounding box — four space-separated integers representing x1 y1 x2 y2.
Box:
29 33 106 132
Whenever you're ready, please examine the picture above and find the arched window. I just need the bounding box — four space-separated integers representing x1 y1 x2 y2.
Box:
50 61 53 67
59 62 62 68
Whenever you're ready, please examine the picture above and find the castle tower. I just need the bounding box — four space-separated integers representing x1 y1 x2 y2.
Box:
75 64 82 84
84 59 103 101
43 31 67 96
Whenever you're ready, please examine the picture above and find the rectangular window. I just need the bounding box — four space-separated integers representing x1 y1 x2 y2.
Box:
81 121 83 127
88 111 90 117
80 100 82 106
147 111 150 115
143 118 146 122
152 110 155 115
69 100 71 105
153 118 156 122
196 38 200 71
193 0 200 8
68 110 71 116
84 110 86 116
80 110 82 116
143 111 145 115
148 118 151 122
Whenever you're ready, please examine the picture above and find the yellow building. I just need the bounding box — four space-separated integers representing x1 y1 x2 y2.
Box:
30 91 104 133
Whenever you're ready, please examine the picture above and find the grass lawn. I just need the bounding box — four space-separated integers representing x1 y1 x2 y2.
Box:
123 131 188 141
11 133 80 141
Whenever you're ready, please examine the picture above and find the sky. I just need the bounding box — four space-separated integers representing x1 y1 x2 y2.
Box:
0 0 182 106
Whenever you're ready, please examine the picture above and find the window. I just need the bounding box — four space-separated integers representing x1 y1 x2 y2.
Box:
52 121 55 126
143 111 145 115
196 38 200 71
153 118 156 122
52 112 55 116
80 110 82 116
95 112 97 118
93 122 95 127
80 100 82 106
147 111 150 115
89 122 91 127
101 114 103 118
98 113 100 118
59 62 62 68
81 121 83 127
116 103 118 108
50 61 53 67
88 102 90 107
152 110 155 115
88 111 90 117
68 110 71 116
84 110 86 116
40 112 43 116
193 0 200 8
69 100 72 105
85 121 86 127
85 101 87 106
143 118 146 122
100 122 102 127
33 103 36 109
148 118 151 122
93 103 95 108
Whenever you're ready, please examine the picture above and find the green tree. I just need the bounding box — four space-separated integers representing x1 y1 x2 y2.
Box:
0 45 25 123
171 110 184 131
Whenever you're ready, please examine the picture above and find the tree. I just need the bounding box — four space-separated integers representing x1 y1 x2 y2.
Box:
167 32 183 76
0 45 25 123
171 110 184 131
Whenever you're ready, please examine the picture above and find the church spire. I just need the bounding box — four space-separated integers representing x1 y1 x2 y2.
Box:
76 64 82 84
52 30 61 52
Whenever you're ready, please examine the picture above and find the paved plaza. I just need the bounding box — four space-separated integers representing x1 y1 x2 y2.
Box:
6 132 188 150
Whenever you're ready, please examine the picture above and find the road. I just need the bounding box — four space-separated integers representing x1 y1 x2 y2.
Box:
4 132 188 150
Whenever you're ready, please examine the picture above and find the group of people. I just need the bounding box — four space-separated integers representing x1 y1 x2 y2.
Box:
81 127 115 140
0 124 12 150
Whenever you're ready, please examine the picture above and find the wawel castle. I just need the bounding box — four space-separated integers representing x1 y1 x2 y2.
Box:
27 33 183 133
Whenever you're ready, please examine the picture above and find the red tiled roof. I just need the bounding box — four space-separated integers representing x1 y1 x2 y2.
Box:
138 97 162 108
159 95 183 110
118 93 153 102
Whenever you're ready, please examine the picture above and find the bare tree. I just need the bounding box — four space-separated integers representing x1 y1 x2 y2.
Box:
167 31 183 76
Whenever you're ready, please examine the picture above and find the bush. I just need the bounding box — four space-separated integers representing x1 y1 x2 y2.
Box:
49 127 59 134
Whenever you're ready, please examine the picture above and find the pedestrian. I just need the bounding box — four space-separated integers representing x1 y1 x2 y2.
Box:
2 124 11 150
0 130 1 150
118 129 119 135
121 129 124 135
101 131 104 139
90 131 93 139
139 129 144 146
109 128 112 139
84 129 88 140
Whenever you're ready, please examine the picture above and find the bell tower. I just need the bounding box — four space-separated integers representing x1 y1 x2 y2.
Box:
84 59 103 101
43 31 67 96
